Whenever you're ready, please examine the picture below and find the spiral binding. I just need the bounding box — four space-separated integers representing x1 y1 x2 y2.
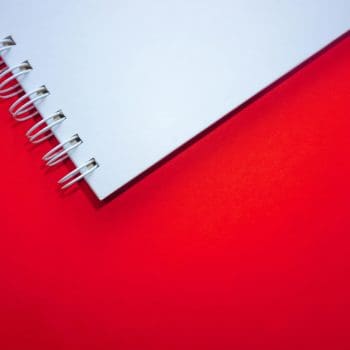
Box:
0 61 32 98
0 35 99 190
26 110 66 144
43 134 83 167
9 85 50 121
58 158 99 189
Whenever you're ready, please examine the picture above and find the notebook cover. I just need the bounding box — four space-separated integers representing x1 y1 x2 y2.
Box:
1 1 349 199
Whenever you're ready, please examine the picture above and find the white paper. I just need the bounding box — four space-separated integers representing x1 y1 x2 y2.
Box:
1 0 349 199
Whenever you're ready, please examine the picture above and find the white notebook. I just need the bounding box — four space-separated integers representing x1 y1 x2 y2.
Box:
1 1 349 200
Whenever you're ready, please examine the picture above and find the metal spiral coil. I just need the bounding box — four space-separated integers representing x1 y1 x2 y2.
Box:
58 158 99 190
0 60 32 99
9 85 50 121
26 110 66 144
1 35 99 191
42 134 83 167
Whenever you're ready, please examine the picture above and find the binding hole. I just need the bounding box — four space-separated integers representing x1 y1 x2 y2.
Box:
0 36 16 54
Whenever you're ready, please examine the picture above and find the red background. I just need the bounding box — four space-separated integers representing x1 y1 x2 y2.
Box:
0 34 349 349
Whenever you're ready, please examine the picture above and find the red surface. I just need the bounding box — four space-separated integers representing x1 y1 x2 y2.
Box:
0 35 350 350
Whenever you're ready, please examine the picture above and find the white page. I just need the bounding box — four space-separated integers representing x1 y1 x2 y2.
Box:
1 0 349 199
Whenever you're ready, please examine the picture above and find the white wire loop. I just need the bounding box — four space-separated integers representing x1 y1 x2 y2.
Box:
9 85 50 121
0 61 32 99
42 134 83 167
0 36 15 54
0 36 98 193
58 158 98 190
26 110 66 144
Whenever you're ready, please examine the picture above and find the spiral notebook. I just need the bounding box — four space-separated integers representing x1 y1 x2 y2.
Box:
0 1 349 200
